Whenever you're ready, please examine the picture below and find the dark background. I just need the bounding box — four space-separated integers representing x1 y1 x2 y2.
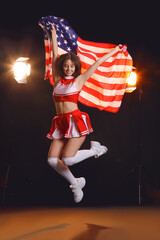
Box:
0 1 160 207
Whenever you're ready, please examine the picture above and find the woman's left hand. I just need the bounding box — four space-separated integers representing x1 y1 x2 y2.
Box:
49 22 56 32
39 22 45 29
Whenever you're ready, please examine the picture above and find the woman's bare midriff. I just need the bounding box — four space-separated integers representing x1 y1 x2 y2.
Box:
55 101 78 115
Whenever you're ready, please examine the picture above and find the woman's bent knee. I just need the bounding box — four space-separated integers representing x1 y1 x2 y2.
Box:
62 156 75 166
47 157 59 168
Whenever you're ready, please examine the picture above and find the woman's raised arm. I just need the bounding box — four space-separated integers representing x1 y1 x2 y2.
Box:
39 22 59 85
39 23 51 40
76 45 122 90
50 23 59 84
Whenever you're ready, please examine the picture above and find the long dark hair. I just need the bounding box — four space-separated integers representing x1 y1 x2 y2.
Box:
55 52 81 78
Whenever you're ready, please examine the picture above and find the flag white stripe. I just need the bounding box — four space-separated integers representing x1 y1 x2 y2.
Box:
78 52 132 71
97 65 132 72
84 82 126 96
80 91 121 108
78 40 132 60
77 40 114 53
58 48 67 55
81 68 128 84
78 47 132 62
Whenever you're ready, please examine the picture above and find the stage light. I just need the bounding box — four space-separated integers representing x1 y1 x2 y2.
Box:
13 57 31 84
125 69 137 93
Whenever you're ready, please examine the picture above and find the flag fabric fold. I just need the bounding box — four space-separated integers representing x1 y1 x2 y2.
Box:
39 16 133 113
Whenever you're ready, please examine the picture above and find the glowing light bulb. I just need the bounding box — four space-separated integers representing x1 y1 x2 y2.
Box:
125 71 137 93
13 57 31 84
127 72 137 86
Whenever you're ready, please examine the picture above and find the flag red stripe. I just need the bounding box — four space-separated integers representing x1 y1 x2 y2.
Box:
86 77 128 90
78 49 132 66
78 47 111 59
81 62 131 78
78 37 116 49
78 95 119 113
81 85 124 102
78 45 132 62
45 46 50 53
77 47 120 61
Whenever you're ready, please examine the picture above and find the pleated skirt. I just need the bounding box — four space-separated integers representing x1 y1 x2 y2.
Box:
47 109 93 139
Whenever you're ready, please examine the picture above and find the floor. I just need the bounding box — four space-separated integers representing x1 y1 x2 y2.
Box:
0 207 160 240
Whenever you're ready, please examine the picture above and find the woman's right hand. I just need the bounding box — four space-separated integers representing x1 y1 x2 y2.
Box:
119 44 127 53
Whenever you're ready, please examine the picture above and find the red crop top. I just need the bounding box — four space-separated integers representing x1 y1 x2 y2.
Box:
53 76 80 104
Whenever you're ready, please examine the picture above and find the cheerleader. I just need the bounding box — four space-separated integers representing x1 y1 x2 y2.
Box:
40 23 121 203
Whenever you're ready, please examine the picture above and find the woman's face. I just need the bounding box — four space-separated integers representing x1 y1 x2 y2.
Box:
63 59 76 76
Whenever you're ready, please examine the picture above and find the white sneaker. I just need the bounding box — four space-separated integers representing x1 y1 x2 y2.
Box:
70 177 86 203
90 141 108 158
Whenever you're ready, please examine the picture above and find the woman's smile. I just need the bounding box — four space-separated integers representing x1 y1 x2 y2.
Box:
63 59 76 76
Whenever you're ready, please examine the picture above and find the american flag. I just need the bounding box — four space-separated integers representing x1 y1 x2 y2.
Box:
39 16 133 113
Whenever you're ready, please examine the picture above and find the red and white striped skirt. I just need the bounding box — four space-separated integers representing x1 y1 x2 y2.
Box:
47 109 93 139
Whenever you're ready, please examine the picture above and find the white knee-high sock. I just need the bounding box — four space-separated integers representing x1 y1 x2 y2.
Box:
62 149 95 166
47 157 77 185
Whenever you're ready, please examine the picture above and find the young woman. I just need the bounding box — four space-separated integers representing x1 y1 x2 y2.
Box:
40 23 122 203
